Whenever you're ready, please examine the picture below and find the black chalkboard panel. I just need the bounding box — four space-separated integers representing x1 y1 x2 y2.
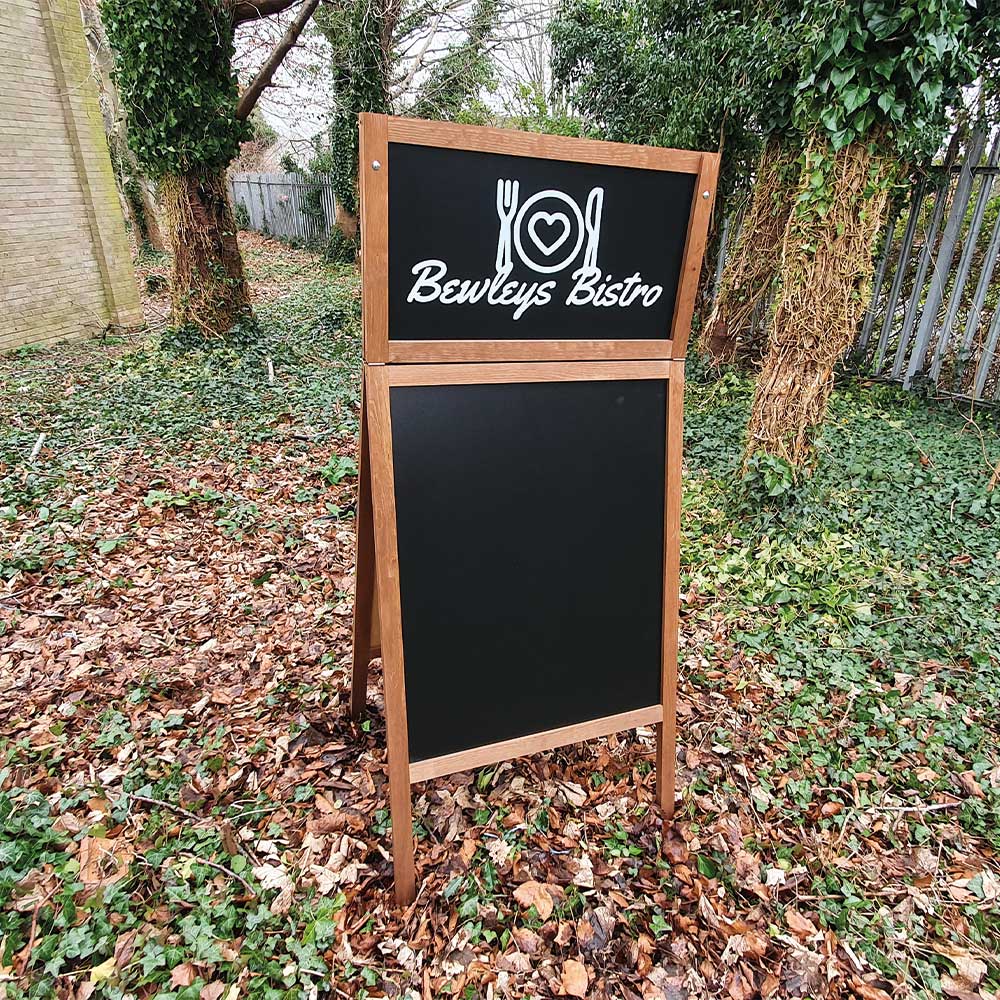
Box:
389 378 666 763
387 143 695 342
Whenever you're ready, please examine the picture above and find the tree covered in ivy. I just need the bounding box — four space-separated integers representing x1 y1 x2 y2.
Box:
552 0 997 466
103 0 320 343
744 0 986 466
313 0 501 243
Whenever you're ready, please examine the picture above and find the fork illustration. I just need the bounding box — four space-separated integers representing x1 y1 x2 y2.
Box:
495 178 520 272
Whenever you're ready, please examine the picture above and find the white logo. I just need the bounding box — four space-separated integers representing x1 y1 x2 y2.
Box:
496 180 603 275
405 175 663 321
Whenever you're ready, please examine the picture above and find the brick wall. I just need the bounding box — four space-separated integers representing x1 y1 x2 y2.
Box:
0 0 142 353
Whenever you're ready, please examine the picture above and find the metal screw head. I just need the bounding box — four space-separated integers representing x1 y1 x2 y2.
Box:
702 190 710 199
372 160 382 171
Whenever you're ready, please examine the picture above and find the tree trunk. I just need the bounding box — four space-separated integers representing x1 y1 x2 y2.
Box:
161 171 253 338
110 135 166 252
700 139 800 366
745 137 894 466
335 202 359 240
137 178 166 252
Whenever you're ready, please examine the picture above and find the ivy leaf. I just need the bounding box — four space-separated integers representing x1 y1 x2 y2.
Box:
831 66 855 90
921 78 943 105
843 85 871 114
830 25 850 57
867 12 900 39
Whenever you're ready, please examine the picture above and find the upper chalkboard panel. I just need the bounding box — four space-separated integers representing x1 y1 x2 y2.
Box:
358 115 719 362
387 143 694 343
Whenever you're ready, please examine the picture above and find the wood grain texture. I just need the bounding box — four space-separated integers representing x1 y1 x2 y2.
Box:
387 116 703 173
384 360 674 387
359 113 388 363
350 391 375 721
410 706 664 783
387 340 674 363
370 575 381 651
364 363 416 904
670 152 721 358
657 361 685 817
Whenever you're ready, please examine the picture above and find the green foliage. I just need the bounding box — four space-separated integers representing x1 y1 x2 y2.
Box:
790 0 976 157
408 0 500 121
247 108 279 147
742 452 796 499
685 360 1000 854
144 271 167 294
4 247 1000 995
317 454 358 486
551 0 802 221
316 1 391 218
102 0 247 178
0 773 346 996
234 200 251 231
315 0 502 219
322 224 360 264
501 83 583 137
0 261 363 529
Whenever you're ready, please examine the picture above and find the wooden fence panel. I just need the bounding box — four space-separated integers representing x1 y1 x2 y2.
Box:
229 172 337 243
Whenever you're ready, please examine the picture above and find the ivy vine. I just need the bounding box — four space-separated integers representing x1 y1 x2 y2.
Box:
102 0 248 179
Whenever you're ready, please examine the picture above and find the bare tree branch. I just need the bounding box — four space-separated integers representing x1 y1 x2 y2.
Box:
235 0 321 120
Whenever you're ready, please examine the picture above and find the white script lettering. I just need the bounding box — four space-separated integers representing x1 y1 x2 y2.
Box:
406 260 663 319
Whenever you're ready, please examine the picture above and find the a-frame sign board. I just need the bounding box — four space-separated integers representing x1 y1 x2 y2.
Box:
351 113 718 904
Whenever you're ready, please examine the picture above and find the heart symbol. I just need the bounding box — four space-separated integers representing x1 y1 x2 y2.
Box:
527 211 571 257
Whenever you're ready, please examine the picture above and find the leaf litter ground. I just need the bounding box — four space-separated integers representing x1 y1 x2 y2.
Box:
1 237 999 1000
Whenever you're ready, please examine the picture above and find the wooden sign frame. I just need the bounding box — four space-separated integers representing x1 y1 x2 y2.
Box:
359 113 719 364
351 114 718 904
351 361 685 903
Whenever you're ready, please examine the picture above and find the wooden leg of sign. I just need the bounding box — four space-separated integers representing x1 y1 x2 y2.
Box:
657 364 685 821
364 365 417 905
351 394 376 720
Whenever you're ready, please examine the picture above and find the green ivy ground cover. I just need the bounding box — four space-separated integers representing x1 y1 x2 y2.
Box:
1 253 998 997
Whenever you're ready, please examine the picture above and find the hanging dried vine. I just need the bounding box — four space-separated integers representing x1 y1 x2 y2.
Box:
700 138 801 365
745 137 895 464
741 0 978 467
160 172 251 339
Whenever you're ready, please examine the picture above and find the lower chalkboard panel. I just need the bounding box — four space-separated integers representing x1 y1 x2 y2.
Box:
389 378 667 764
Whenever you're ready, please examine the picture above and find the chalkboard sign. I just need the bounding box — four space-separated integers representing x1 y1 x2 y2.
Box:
351 115 718 904
387 143 695 344
390 377 667 762
359 115 716 364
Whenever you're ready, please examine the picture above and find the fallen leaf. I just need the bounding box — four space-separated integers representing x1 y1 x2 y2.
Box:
785 909 818 939
560 958 589 997
511 926 542 954
854 982 894 1000
936 945 988 992
958 771 985 800
89 957 116 984
497 951 532 973
941 976 980 1000
170 963 197 988
513 880 555 921
79 837 134 889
